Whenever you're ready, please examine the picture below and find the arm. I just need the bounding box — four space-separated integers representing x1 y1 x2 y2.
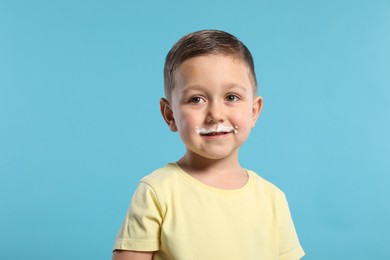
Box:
112 250 153 260
113 183 162 260
278 194 305 260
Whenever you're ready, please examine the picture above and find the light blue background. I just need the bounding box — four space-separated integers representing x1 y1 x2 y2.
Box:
1 0 389 259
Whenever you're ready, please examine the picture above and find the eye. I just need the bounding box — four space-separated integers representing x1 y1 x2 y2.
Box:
226 94 240 102
189 96 205 104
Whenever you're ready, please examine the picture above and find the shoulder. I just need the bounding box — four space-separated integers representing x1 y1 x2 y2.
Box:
246 169 294 221
247 169 287 201
139 163 181 189
134 163 183 213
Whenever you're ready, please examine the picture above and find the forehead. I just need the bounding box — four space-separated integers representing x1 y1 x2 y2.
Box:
173 54 254 91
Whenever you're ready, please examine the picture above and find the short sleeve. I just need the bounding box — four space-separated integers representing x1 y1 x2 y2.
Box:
278 193 305 260
113 182 163 252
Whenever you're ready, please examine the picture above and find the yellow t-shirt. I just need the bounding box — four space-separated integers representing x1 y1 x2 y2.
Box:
114 163 305 260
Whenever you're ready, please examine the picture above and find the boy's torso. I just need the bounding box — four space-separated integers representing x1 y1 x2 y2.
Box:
141 163 290 260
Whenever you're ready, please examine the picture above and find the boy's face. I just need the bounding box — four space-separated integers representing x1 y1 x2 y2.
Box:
161 54 262 162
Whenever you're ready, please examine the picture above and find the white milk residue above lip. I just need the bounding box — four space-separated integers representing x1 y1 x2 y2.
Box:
196 124 238 135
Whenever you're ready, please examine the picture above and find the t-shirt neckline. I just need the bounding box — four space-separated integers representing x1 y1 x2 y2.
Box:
170 162 254 195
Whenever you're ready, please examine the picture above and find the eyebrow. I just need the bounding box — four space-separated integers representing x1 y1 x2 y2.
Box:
224 84 248 93
182 84 249 94
179 85 204 97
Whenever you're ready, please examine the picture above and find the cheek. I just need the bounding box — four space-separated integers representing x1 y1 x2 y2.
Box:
232 108 253 124
174 111 198 133
231 109 254 136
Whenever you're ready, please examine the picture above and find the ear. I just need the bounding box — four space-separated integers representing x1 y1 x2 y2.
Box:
251 96 263 128
160 98 178 132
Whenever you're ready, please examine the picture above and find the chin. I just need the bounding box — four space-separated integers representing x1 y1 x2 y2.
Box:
197 149 238 161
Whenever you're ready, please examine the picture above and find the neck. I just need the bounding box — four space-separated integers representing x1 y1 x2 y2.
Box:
177 150 241 175
177 150 249 190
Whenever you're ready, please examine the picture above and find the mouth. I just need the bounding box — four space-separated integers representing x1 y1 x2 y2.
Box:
199 131 232 137
196 125 238 136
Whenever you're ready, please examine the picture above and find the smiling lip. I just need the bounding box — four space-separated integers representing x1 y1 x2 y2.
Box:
199 131 232 137
199 131 232 140
196 125 236 138
196 124 237 136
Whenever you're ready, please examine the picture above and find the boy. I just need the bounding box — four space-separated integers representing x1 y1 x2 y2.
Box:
113 30 305 260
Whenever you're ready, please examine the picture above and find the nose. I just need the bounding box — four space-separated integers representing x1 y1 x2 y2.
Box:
205 101 225 123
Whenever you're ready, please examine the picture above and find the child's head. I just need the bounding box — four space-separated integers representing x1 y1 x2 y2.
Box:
164 30 257 103
160 30 262 162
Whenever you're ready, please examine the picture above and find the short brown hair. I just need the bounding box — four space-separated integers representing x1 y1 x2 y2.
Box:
164 29 257 102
